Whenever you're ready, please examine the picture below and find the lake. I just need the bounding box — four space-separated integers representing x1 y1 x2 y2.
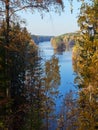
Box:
38 41 77 129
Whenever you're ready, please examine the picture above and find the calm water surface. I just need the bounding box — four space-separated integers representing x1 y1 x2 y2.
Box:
38 41 77 129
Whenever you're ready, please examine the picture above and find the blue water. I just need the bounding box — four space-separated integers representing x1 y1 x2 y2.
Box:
38 41 77 129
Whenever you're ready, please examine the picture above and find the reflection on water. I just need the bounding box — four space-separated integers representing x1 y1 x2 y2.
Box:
39 41 76 96
39 41 77 129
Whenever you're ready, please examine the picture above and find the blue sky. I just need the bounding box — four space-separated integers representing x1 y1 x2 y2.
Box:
20 0 81 36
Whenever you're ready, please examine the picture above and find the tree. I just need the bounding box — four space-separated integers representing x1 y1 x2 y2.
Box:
0 0 64 115
22 54 61 130
0 0 63 45
0 22 34 130
24 42 45 130
0 1 64 129
73 0 98 89
43 56 60 130
57 90 78 130
0 0 64 93
72 0 98 129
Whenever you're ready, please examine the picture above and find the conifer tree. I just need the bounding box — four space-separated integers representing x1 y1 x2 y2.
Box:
0 1 63 129
72 0 98 129
43 56 60 130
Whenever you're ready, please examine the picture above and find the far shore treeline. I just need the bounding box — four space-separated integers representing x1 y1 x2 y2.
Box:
50 32 79 51
31 31 80 46
32 31 80 51
31 35 53 44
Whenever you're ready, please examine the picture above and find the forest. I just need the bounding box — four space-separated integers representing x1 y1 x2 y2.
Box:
50 32 79 51
0 0 98 130
31 35 52 44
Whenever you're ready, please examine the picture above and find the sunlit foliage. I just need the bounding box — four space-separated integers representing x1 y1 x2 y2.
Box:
0 0 63 129
72 0 98 129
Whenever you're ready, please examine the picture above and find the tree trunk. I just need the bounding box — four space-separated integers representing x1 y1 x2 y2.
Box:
5 1 11 130
6 0 10 46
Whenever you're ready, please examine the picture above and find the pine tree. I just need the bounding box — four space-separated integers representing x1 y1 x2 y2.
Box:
72 0 98 129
